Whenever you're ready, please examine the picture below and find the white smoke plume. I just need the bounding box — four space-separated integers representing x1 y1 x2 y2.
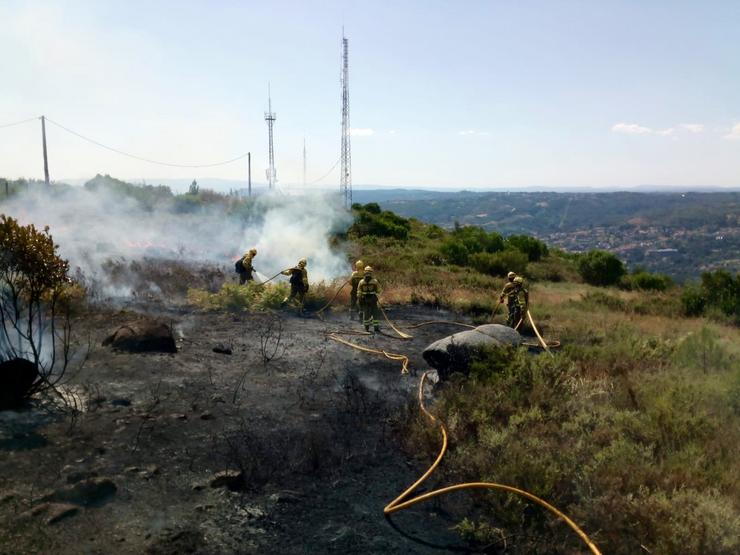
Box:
1 182 353 297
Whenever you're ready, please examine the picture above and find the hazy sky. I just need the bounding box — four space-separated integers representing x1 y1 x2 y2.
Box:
1 0 739 189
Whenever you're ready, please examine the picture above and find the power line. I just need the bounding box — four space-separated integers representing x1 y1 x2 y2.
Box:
0 116 39 130
309 157 340 184
44 117 250 168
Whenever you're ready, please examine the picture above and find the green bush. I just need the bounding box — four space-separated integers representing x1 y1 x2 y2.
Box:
349 203 411 240
681 283 706 316
622 270 673 291
681 270 740 324
413 330 740 554
577 250 625 286
187 282 288 312
451 225 505 255
439 239 470 266
506 234 549 262
469 249 528 277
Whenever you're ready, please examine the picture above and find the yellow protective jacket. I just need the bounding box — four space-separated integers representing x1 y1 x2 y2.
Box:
499 281 528 306
358 277 381 300
350 270 363 293
240 253 254 272
283 267 309 289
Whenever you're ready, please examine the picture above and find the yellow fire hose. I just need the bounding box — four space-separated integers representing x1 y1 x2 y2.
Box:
384 371 602 555
491 298 502 320
256 268 292 286
378 303 413 340
315 279 351 317
527 309 552 353
404 321 477 330
326 333 410 374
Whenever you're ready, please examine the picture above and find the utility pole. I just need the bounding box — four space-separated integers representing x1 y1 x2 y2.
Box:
248 152 252 197
41 115 50 185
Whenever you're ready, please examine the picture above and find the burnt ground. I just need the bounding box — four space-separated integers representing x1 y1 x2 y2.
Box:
0 301 485 554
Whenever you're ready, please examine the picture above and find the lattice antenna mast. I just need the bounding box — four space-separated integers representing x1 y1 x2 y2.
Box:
340 32 352 208
264 83 277 189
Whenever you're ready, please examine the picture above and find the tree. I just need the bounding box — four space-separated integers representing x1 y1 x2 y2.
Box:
0 215 74 407
577 250 625 286
188 179 200 195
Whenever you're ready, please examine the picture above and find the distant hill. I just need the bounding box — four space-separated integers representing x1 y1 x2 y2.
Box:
357 190 740 281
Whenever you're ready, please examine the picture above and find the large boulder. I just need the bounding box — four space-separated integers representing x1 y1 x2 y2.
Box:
423 324 521 380
103 321 177 353
0 358 39 410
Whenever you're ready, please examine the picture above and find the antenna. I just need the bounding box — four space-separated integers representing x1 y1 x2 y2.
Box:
264 83 277 189
340 32 352 208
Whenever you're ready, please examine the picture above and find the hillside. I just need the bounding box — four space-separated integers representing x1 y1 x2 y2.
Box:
1 181 739 554
358 190 740 281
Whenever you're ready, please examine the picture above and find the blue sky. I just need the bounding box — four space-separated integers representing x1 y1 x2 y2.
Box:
1 0 739 189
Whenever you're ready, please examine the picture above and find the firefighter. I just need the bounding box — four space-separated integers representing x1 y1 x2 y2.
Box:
358 266 381 332
499 274 529 328
349 260 364 320
236 248 257 284
281 258 309 311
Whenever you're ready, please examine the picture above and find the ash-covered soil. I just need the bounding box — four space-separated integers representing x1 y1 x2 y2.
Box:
0 301 480 554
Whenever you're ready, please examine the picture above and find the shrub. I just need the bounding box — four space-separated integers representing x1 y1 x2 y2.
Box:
349 204 411 240
577 250 625 286
622 270 673 291
451 226 505 255
410 330 740 554
469 249 528 277
505 234 549 262
681 270 740 324
440 239 470 266
0 215 74 406
187 282 288 312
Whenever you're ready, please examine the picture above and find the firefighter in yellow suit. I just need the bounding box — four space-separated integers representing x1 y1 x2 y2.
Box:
281 258 309 312
358 266 381 332
349 260 364 320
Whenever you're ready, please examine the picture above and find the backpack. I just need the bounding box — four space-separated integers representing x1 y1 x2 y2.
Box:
235 258 244 273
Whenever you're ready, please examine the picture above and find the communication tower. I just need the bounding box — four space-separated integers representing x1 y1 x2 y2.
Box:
340 33 352 208
265 84 277 189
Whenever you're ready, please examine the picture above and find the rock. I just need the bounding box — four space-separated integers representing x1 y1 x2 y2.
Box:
212 344 232 355
199 411 214 420
209 470 244 491
41 477 117 506
110 398 131 407
171 414 187 421
0 358 39 410
102 321 177 353
210 394 225 404
422 324 522 380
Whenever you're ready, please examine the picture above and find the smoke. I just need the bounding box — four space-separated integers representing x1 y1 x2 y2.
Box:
1 183 353 297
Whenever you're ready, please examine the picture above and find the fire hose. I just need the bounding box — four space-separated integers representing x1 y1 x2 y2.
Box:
383 371 602 555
